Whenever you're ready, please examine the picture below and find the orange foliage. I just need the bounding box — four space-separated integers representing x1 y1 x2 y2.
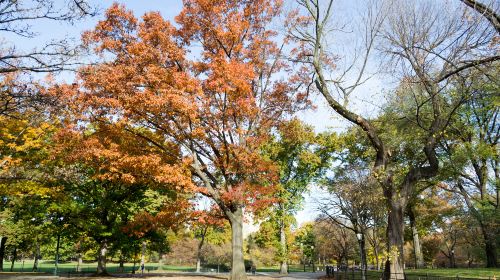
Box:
124 198 194 238
56 0 308 220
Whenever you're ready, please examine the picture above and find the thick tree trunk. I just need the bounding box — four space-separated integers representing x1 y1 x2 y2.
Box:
10 247 16 272
196 238 203 273
279 220 288 274
458 183 498 268
0 236 6 272
384 200 405 280
482 226 498 267
96 239 108 275
196 228 206 273
228 207 247 280
408 207 424 268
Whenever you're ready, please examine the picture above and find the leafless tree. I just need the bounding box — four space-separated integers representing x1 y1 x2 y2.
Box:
0 0 97 119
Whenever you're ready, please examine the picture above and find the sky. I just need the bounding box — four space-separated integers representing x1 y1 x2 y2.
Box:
6 0 388 233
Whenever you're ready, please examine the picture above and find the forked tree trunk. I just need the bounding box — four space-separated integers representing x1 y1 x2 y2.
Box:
384 199 405 280
227 207 246 280
408 207 424 268
279 220 288 274
10 247 16 272
96 239 108 275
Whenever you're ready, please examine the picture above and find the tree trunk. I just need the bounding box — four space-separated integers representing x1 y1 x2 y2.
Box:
384 199 405 280
118 253 124 273
140 241 146 273
96 239 108 275
458 182 498 268
0 236 6 272
408 207 424 268
227 207 247 280
55 234 60 275
76 253 83 272
279 219 288 274
10 247 17 272
482 226 498 267
359 233 367 279
33 243 40 272
196 227 207 273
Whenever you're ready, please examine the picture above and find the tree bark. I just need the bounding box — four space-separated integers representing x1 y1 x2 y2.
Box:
196 226 207 273
408 206 425 268
33 243 40 272
55 234 60 275
0 236 6 272
279 219 288 274
96 239 108 275
457 183 498 267
482 226 498 267
359 233 367 279
10 247 16 272
140 241 146 272
384 199 405 280
227 207 247 280
77 253 83 272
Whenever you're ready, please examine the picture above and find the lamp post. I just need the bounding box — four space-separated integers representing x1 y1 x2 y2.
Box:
356 233 366 280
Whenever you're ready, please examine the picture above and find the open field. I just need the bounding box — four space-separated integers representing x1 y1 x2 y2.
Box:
2 261 315 274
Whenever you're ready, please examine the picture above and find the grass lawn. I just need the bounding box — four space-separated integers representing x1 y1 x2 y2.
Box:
405 268 500 278
2 260 195 274
255 264 318 273
330 268 499 280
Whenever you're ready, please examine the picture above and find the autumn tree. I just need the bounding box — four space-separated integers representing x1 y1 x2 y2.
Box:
314 218 357 268
59 1 307 279
290 0 497 278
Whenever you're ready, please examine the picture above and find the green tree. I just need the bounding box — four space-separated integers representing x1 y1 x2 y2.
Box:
262 119 326 274
440 73 499 267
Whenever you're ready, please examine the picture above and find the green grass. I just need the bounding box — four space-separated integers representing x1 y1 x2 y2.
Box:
405 268 500 278
1 260 195 274
330 268 499 280
256 264 324 273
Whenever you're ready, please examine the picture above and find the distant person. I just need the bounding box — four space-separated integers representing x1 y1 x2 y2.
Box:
141 263 145 274
251 264 256 275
